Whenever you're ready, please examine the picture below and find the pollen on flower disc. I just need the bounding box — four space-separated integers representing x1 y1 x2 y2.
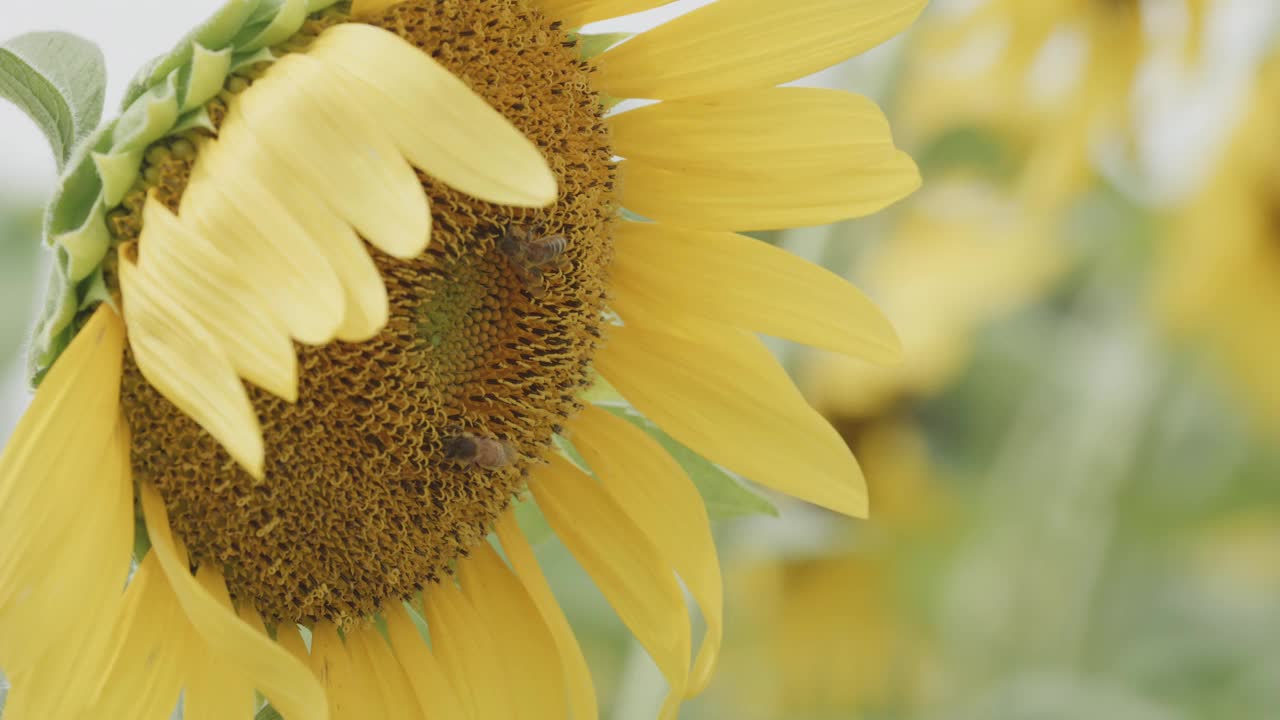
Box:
118 0 616 624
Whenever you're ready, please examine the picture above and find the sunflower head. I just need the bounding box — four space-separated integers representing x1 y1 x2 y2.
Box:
2 0 925 717
108 0 615 625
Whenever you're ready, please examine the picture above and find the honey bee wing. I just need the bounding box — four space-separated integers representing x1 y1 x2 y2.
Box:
473 437 514 469
528 235 567 266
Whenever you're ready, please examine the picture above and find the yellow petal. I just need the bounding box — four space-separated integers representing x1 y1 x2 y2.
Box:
384 602 470 720
180 143 348 345
141 483 329 720
3 584 134 719
0 310 133 718
422 582 515 720
596 321 869 517
611 221 901 364
289 188 389 344
531 454 691 711
344 622 422 720
310 24 558 208
537 0 677 28
571 404 723 696
611 88 919 230
120 257 264 478
495 510 600 720
184 566 258 720
92 555 194 720
458 543 569 720
596 0 928 100
194 132 389 344
237 602 269 635
0 307 131 671
2 592 126 719
138 195 299 400
619 148 921 229
309 622 365 720
611 87 898 169
225 51 430 258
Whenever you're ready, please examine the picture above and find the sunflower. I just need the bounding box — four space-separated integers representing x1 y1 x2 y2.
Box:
0 0 923 717
1157 59 1280 433
901 0 1206 209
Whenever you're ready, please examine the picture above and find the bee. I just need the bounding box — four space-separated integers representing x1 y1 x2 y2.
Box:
444 434 515 470
498 223 568 298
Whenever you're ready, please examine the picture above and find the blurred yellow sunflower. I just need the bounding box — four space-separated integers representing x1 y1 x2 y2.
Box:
1158 60 1280 432
800 176 1062 421
902 0 1206 209
715 420 947 720
721 189 1053 710
0 0 924 717
731 176 1027 712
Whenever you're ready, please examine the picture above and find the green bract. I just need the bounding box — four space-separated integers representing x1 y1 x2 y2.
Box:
26 0 344 386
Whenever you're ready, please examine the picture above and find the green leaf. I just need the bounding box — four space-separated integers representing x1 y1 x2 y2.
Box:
255 704 284 720
916 124 1016 182
573 32 632 60
132 514 153 563
513 493 556 547
512 408 778 549
404 600 430 641
599 405 780 520
0 32 107 170
506 436 587 549
579 371 625 405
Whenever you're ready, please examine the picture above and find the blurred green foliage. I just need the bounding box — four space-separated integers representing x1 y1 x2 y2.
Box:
0 196 40 714
0 198 42 361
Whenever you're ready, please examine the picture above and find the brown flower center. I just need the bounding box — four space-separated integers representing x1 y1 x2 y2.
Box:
116 0 615 624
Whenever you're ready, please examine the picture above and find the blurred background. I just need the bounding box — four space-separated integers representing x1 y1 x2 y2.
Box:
4 0 1280 718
